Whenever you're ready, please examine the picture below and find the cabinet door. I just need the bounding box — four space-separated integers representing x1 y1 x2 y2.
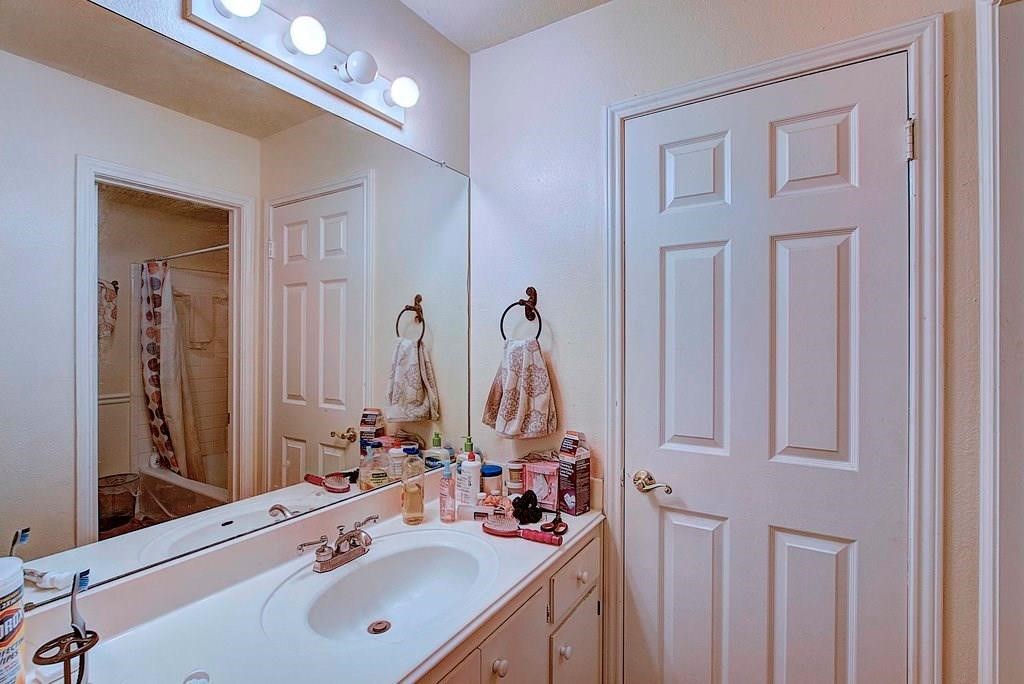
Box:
550 588 601 684
479 587 549 683
440 648 482 684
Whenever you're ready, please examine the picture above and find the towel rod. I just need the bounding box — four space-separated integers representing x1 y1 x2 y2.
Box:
395 294 425 343
500 286 542 340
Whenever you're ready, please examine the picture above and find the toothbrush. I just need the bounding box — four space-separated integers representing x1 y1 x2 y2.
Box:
70 569 90 637
8 527 29 556
71 569 90 684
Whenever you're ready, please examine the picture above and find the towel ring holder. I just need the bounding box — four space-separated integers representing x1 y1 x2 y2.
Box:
395 294 425 343
500 287 542 340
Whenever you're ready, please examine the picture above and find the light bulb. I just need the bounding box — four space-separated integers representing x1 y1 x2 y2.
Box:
384 76 420 108
337 50 378 85
283 16 327 56
212 0 261 18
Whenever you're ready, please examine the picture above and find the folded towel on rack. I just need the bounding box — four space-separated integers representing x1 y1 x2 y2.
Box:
483 338 557 439
385 337 440 422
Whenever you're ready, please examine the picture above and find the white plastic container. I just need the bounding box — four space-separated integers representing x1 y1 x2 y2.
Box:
0 557 25 684
457 452 482 504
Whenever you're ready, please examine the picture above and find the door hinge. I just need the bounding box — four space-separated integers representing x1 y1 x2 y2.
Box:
546 604 552 624
905 118 916 162
598 600 602 616
266 240 275 259
620 468 626 489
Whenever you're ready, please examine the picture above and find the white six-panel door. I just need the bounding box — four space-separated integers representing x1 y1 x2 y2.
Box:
624 53 910 683
269 184 366 487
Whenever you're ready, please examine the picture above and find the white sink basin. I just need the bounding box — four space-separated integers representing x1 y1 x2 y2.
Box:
261 528 498 647
139 502 310 563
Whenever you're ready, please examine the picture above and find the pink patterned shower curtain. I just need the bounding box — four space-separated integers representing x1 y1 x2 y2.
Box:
140 261 181 473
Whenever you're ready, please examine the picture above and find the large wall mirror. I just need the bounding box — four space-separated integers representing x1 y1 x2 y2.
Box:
0 0 469 608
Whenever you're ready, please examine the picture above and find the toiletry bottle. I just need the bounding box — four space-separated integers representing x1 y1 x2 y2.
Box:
0 557 25 684
457 452 482 504
369 440 390 489
402 455 425 525
439 460 456 523
388 447 406 481
457 435 476 469
358 441 375 491
426 432 451 464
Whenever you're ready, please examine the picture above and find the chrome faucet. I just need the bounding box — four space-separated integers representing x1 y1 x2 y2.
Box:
298 514 379 573
269 504 300 519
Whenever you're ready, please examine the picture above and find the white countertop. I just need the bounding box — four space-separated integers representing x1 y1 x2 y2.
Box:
30 507 603 684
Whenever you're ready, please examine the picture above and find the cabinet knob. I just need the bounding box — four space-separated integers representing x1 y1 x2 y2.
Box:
559 645 574 660
492 658 509 678
576 569 589 584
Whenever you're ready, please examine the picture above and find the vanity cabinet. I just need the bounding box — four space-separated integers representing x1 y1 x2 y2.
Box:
550 588 601 684
439 649 481 684
480 587 549 682
424 525 603 684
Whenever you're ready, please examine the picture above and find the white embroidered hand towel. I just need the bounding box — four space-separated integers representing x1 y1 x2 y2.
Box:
385 337 440 422
482 338 557 439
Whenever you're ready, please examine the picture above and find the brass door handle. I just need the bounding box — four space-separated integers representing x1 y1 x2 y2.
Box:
330 427 358 443
633 470 673 495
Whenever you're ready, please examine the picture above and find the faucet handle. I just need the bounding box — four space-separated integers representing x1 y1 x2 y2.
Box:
296 535 329 554
354 514 379 530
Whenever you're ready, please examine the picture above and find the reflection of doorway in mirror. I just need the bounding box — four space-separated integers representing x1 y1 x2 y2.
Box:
98 185 232 539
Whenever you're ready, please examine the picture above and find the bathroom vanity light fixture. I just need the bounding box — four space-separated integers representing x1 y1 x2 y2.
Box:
336 50 379 84
184 0 413 125
384 77 420 109
212 0 260 18
283 15 327 56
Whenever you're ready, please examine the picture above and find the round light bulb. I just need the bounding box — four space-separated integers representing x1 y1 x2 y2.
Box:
284 16 327 56
338 50 379 85
212 0 261 18
385 76 420 108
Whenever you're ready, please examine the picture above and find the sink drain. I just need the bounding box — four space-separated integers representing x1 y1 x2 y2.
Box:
367 619 391 635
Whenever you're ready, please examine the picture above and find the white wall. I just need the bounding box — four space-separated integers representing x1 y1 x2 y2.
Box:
0 49 260 559
92 0 470 173
469 0 980 679
260 113 470 450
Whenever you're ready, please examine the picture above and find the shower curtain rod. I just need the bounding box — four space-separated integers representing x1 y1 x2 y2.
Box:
147 243 229 262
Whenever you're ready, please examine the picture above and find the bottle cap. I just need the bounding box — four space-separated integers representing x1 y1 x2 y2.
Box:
467 452 476 461
481 464 503 477
403 445 420 455
432 432 442 448
0 556 23 597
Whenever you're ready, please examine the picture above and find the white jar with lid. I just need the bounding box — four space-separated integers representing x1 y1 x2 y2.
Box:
0 557 25 684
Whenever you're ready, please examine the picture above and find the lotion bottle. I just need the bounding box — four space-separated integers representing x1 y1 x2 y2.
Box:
457 452 482 504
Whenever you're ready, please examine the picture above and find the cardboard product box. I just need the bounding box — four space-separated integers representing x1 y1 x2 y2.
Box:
558 448 591 515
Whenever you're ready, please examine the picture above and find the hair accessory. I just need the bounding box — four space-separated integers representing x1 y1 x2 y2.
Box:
481 515 562 546
511 490 543 524
8 527 29 556
303 472 351 494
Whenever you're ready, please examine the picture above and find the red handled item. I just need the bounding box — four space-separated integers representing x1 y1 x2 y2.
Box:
304 472 351 493
481 516 562 546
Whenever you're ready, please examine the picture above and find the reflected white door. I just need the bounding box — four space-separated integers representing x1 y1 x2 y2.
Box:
624 54 909 683
270 184 366 487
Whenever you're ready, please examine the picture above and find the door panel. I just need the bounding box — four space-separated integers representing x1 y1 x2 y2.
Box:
270 185 366 487
624 53 909 683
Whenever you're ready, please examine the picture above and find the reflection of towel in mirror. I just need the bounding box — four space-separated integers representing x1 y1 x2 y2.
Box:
97 279 118 338
483 338 557 439
385 337 440 422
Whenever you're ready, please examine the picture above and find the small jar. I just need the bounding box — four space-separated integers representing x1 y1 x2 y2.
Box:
507 461 524 484
481 464 503 496
506 480 525 497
